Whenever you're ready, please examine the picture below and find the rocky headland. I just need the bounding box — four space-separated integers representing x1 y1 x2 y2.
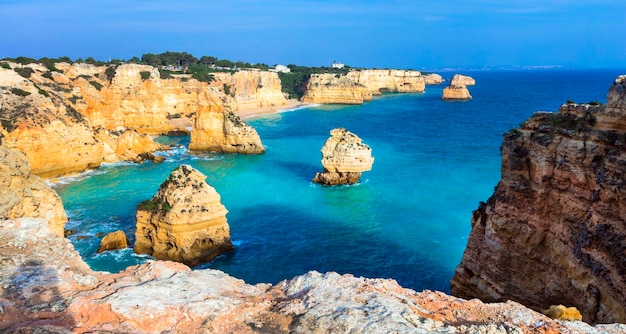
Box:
0 62 272 178
302 69 431 104
134 164 234 266
451 76 626 324
313 128 374 185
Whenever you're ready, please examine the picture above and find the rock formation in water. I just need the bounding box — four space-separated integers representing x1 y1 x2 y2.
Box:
0 147 67 237
97 230 130 253
450 74 476 86
423 73 445 85
313 128 374 185
3 217 626 333
134 164 234 266
451 75 626 324
301 69 431 104
442 74 475 100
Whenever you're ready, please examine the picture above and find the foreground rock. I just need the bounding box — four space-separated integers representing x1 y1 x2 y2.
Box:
97 230 130 253
2 218 626 333
451 75 626 324
134 164 234 266
313 128 374 185
0 147 67 237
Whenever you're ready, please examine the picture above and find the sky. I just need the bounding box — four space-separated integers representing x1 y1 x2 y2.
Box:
1 0 625 69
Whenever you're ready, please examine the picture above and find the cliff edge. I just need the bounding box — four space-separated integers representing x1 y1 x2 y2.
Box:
451 75 626 324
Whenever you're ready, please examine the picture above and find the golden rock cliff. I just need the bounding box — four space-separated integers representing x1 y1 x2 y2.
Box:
313 128 374 185
346 69 426 94
134 164 234 266
0 147 67 237
210 70 288 111
301 73 373 104
451 76 626 324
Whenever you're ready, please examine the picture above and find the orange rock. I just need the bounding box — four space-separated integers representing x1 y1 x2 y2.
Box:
97 230 130 253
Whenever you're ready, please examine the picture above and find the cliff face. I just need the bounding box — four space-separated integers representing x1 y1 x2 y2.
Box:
135 165 234 266
301 70 429 104
0 62 267 177
210 70 288 111
3 217 625 333
0 148 67 237
346 69 426 95
301 73 373 104
451 76 626 324
450 74 476 86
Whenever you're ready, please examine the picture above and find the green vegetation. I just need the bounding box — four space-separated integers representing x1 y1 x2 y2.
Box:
278 65 350 99
10 88 31 96
159 70 174 80
14 67 34 78
105 66 117 81
42 71 54 80
0 62 10 69
140 71 151 80
187 63 215 83
89 80 103 91
223 84 233 96
137 198 172 212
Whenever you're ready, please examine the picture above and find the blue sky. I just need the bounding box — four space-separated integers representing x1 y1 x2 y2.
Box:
1 0 624 69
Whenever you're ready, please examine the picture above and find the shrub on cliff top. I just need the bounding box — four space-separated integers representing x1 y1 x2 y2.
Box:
105 66 117 81
140 71 151 81
0 62 10 69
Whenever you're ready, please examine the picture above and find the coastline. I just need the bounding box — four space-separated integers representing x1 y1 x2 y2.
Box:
236 99 313 119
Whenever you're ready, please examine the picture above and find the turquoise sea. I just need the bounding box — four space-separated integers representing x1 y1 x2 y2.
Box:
54 69 625 293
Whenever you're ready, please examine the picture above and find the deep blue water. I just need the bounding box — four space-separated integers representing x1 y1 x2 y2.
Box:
53 69 625 293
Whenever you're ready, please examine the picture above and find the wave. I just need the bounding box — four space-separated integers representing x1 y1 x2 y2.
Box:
47 169 107 187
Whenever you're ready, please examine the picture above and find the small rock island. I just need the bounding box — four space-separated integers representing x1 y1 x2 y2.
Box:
313 128 374 185
134 164 234 266
442 74 475 100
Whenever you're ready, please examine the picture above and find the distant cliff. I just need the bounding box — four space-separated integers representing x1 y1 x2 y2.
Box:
301 69 430 104
451 76 626 324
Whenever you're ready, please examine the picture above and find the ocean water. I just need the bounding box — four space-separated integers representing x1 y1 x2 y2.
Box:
53 69 625 293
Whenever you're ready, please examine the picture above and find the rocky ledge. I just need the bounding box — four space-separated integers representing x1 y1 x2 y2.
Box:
451 75 626 324
2 217 625 333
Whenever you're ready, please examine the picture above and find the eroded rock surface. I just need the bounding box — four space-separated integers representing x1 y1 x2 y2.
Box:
0 147 66 237
450 74 476 86
134 164 234 266
3 217 626 333
451 76 626 324
97 230 130 253
313 128 374 185
301 73 373 104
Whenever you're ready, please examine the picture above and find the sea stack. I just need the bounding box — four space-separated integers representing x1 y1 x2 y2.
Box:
442 74 475 100
450 76 626 324
97 230 130 253
313 128 374 185
189 107 265 154
134 164 234 266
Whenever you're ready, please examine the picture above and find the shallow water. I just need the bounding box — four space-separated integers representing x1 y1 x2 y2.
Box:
54 68 625 292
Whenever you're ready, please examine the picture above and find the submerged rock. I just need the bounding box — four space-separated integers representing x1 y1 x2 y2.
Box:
134 164 234 266
97 230 130 253
313 128 374 185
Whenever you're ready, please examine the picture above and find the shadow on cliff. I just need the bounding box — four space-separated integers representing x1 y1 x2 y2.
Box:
1 260 76 332
205 204 453 293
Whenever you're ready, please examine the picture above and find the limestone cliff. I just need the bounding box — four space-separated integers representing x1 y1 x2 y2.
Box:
134 164 234 266
0 148 67 237
451 76 626 324
346 69 426 95
2 217 625 333
210 70 288 111
313 128 374 185
442 85 472 100
301 73 373 104
423 73 445 85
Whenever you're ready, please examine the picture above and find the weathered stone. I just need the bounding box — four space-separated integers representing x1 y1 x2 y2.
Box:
0 148 67 237
442 85 472 100
313 128 374 185
189 108 265 154
97 230 130 253
451 75 626 324
134 164 234 266
450 74 476 86
543 305 583 321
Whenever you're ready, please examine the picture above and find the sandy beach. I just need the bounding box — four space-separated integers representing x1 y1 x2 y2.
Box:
235 99 312 119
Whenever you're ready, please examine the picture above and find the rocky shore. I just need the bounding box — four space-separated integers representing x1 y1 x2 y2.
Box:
2 58 626 332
